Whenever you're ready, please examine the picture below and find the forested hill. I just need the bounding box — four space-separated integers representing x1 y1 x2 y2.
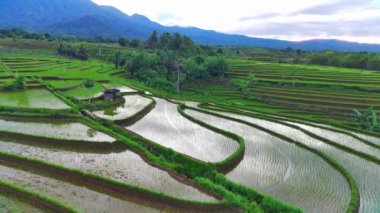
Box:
0 0 379 52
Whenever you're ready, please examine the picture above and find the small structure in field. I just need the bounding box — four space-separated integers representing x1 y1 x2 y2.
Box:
103 89 120 101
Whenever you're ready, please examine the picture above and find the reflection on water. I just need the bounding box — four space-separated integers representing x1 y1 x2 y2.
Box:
93 95 152 121
15 89 30 107
0 89 69 109
0 119 114 142
0 193 42 213
0 140 216 202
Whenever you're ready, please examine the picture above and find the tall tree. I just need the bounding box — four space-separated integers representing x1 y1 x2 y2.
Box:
171 32 182 51
158 49 177 80
181 36 197 55
118 37 128 47
158 32 172 49
146 31 159 49
130 39 143 49
114 51 122 68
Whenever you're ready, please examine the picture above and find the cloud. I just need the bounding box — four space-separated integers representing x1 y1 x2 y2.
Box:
240 13 280 21
232 17 380 39
92 0 380 43
291 0 373 15
230 0 380 43
157 12 182 22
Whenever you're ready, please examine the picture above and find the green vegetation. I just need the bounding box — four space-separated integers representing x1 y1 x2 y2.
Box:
306 51 380 71
0 76 26 91
57 43 89 60
108 32 229 93
0 28 379 212
83 79 95 88
353 106 380 132
0 179 78 213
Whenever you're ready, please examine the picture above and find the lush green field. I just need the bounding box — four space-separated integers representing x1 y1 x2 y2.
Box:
0 41 379 213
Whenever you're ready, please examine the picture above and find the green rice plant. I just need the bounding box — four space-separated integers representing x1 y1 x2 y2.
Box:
0 151 223 210
0 192 41 212
0 164 160 212
0 89 70 109
0 179 78 213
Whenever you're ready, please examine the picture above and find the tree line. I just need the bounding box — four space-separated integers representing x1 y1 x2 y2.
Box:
111 31 228 92
57 43 89 60
0 76 26 91
306 51 380 71
0 28 48 40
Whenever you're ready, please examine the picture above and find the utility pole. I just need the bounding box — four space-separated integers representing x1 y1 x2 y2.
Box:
175 62 182 95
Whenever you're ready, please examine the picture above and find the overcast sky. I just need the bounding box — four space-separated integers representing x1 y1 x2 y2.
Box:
92 0 380 44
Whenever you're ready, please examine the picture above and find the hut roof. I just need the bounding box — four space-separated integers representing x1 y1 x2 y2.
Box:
104 89 120 94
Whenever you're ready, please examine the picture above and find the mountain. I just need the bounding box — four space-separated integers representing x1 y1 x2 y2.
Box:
1 0 379 53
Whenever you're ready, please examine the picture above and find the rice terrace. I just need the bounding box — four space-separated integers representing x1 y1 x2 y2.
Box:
0 0 380 212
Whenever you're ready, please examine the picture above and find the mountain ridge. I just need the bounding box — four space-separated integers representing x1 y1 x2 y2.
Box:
0 0 379 53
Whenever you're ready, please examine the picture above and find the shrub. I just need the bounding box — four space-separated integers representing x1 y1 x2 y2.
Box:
204 56 229 77
146 77 175 92
136 69 158 82
83 79 95 89
57 43 89 60
352 106 380 132
0 76 26 91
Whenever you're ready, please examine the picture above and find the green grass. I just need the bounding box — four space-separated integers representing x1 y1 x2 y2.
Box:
62 83 105 99
0 89 70 109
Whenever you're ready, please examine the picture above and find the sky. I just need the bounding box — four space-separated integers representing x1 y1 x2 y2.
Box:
91 0 380 44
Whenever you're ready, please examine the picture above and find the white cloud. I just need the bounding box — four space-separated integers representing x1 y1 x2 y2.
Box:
92 0 380 44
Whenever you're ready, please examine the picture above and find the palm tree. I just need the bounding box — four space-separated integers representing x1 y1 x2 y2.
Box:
246 73 257 88
353 106 380 131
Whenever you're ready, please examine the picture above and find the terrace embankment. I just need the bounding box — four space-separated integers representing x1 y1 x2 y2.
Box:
184 108 351 212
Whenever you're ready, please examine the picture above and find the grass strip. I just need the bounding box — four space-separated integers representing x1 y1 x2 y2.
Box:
178 104 245 173
0 179 79 213
190 106 360 213
0 151 228 211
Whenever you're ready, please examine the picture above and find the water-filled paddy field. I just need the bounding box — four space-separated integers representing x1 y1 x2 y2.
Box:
0 192 42 213
0 89 69 109
0 139 216 202
0 118 115 142
93 95 152 121
0 165 159 213
185 109 351 212
128 98 239 163
205 110 380 212
288 123 380 158
62 83 105 99
1 54 380 212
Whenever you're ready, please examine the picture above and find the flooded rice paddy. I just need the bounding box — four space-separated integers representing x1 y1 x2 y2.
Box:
186 109 351 213
0 139 216 202
0 89 69 109
0 118 115 142
0 192 42 213
210 111 380 213
0 165 159 213
93 95 152 121
290 123 380 158
128 98 239 162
